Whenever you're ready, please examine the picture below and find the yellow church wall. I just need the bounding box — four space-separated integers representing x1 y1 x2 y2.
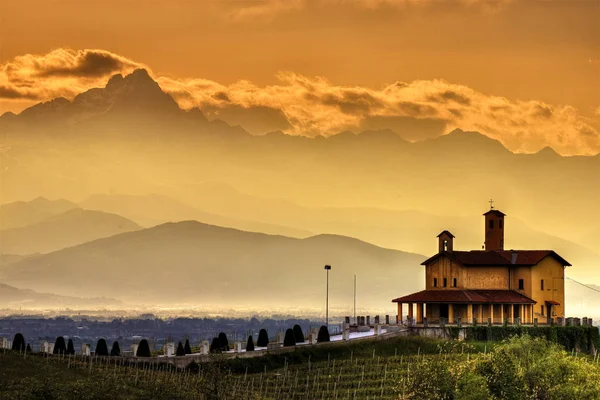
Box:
425 257 465 289
530 257 566 320
464 266 508 289
510 266 532 297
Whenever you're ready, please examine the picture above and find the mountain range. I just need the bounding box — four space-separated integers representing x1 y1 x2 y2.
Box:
0 221 425 312
1 69 600 314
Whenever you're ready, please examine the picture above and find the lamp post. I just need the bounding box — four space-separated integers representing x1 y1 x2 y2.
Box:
324 265 332 328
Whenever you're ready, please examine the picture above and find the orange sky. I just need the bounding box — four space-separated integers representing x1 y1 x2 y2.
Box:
1 0 599 154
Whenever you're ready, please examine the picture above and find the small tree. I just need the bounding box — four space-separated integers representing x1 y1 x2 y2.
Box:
184 339 192 354
218 332 229 351
293 324 305 343
257 329 269 347
246 336 255 352
66 339 75 355
317 326 330 343
210 337 221 353
95 338 109 356
110 341 121 356
26 344 32 353
12 333 25 352
53 336 67 355
136 339 151 357
176 341 186 356
284 328 296 347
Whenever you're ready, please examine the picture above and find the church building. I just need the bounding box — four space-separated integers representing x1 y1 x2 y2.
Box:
392 205 571 325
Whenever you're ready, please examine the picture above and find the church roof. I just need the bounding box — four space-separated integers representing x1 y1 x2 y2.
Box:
437 230 455 238
483 209 506 217
392 289 536 304
421 250 571 267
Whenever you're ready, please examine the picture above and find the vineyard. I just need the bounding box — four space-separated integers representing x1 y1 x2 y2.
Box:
2 334 600 399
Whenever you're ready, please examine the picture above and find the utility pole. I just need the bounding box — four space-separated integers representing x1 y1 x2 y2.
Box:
354 274 356 325
324 265 331 328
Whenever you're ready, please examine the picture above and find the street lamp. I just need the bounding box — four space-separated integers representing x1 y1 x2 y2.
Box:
324 265 332 328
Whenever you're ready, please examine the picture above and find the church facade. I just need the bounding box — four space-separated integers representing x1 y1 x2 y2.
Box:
392 207 571 325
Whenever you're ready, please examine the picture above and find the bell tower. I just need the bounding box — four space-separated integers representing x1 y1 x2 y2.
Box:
484 200 505 251
437 230 455 253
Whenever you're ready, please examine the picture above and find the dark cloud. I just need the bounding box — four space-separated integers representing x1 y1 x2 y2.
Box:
212 91 231 102
359 115 447 141
0 86 39 100
397 101 438 117
531 104 553 119
37 50 135 78
321 90 383 114
427 90 471 105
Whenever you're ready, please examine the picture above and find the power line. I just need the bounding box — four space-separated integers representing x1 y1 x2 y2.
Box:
566 276 600 294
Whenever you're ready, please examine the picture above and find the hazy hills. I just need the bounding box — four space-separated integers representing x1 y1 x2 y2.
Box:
0 221 425 312
0 197 77 230
0 283 120 309
0 69 597 258
0 208 141 255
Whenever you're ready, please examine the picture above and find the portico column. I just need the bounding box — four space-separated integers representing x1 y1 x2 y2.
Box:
448 304 455 324
397 302 403 323
479 304 484 322
520 304 525 324
416 303 423 324
509 304 514 324
467 304 473 324
490 304 494 324
500 304 504 324
408 303 414 321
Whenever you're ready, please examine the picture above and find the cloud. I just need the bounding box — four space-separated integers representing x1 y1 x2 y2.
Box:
0 48 146 101
217 0 516 20
1 48 599 156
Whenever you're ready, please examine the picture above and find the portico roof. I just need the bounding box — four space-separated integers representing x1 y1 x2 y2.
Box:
392 289 536 304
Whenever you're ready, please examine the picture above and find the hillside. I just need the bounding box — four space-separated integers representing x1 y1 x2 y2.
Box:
79 193 312 238
0 221 426 311
0 208 141 255
0 197 76 230
0 283 121 309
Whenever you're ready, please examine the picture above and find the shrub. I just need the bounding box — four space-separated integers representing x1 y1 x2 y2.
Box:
210 337 221 353
176 341 185 356
184 339 192 354
66 339 75 355
218 332 229 351
283 329 296 347
246 336 255 352
455 372 492 400
317 326 330 343
136 339 151 357
404 358 456 400
26 344 32 353
95 339 109 356
12 333 25 352
110 341 121 356
53 336 67 355
257 329 269 347
293 324 305 343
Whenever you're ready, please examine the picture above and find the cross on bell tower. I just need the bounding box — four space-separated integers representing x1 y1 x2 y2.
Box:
489 199 494 209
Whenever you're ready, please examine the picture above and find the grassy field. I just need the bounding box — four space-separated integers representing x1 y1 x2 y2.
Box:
1 334 599 399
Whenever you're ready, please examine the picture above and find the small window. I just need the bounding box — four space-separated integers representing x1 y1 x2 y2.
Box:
443 278 447 287
518 279 524 290
453 278 457 287
443 240 448 251
499 220 503 229
433 278 437 288
541 305 545 316
489 220 494 229
541 279 544 290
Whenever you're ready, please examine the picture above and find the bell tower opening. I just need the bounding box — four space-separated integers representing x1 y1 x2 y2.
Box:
437 230 455 253
484 202 505 251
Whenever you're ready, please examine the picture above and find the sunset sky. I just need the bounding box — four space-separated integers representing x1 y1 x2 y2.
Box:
1 0 599 155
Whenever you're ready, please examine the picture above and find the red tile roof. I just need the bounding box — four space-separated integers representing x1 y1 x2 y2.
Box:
421 250 571 267
392 289 536 304
545 300 560 305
